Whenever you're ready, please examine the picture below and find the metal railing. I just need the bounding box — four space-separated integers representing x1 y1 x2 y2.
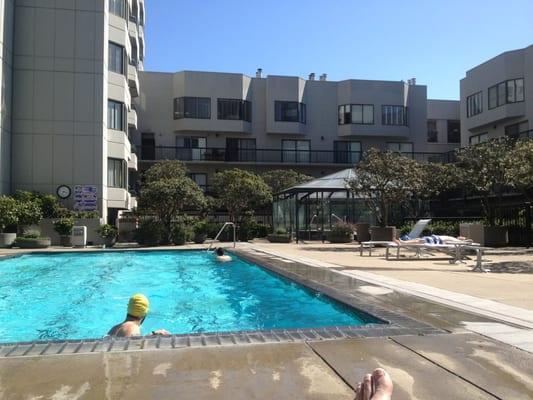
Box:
140 146 450 165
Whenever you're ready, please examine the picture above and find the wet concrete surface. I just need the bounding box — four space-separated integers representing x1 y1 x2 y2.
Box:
310 337 493 400
395 333 533 399
0 343 354 400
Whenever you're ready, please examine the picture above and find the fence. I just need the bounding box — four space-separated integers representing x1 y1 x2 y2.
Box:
404 204 532 246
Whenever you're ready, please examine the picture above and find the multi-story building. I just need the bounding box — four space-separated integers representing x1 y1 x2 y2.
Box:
134 71 461 191
460 44 532 147
1 0 144 222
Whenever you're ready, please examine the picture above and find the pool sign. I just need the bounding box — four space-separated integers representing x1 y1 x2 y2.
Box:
73 185 98 212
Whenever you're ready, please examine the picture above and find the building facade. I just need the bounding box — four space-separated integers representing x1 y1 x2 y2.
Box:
134 71 461 191
2 0 144 221
460 44 532 147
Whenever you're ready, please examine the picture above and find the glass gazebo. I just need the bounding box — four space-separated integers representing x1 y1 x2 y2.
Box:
272 169 375 242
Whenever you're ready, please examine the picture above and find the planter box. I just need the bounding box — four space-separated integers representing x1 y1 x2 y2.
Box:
37 218 104 246
14 238 51 249
267 234 292 243
0 233 17 248
460 223 508 247
328 232 353 243
355 223 370 242
370 226 396 241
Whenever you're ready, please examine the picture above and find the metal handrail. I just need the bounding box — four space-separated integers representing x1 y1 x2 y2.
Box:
207 222 236 251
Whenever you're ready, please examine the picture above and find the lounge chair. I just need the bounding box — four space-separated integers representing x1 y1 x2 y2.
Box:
359 219 431 256
386 236 488 271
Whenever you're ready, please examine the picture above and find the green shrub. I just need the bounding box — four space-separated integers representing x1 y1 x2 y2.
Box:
135 218 162 246
275 227 287 235
328 222 354 243
172 224 193 245
0 196 19 233
255 223 272 238
96 224 118 239
53 217 74 236
238 219 259 241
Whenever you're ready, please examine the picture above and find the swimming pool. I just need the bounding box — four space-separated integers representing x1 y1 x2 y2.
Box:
0 250 380 343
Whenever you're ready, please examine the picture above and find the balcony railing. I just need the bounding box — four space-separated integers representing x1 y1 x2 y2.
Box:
140 146 453 165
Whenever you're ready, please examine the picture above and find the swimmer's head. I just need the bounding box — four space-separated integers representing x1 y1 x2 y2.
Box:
127 294 149 319
216 248 224 256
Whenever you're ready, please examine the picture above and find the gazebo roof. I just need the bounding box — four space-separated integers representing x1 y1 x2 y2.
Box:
279 168 356 195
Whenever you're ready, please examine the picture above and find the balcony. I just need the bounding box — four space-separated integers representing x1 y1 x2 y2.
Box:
140 146 453 165
128 108 137 129
128 66 139 97
128 152 138 170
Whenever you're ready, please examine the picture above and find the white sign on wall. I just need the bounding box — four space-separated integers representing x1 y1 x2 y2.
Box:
73 185 98 211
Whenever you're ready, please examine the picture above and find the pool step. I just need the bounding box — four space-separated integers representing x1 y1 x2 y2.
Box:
0 324 443 359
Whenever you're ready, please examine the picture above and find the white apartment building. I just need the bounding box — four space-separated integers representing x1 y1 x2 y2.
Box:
0 0 529 218
133 71 461 191
460 44 533 146
0 0 144 222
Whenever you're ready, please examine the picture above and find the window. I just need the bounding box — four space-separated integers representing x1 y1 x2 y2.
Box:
173 97 211 119
108 42 125 75
282 140 310 163
130 0 138 22
176 137 206 161
505 121 529 139
447 120 461 144
334 141 361 164
275 101 306 123
141 133 155 160
226 138 256 162
382 105 408 126
387 142 413 155
469 133 488 145
338 104 374 125
427 120 438 143
217 99 252 122
109 0 126 18
107 158 127 189
189 173 207 192
108 100 125 131
488 78 524 109
466 92 483 117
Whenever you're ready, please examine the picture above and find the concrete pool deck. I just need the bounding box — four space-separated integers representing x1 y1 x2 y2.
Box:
0 244 532 398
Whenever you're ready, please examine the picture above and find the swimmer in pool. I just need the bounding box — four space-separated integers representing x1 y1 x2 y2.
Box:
214 247 232 262
107 294 170 338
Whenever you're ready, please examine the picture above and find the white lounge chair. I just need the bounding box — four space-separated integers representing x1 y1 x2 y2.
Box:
359 219 431 256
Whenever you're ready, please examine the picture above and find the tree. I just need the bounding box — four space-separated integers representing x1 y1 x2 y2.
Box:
408 162 463 218
347 148 423 227
139 161 206 243
212 169 272 223
505 139 533 202
0 196 19 233
262 169 313 195
456 137 514 226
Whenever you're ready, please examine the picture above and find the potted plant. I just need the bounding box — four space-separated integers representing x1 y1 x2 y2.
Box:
54 217 74 247
0 196 19 247
267 228 292 243
13 231 51 249
97 224 118 248
328 222 354 243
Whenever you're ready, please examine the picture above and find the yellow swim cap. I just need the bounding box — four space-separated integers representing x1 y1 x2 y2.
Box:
127 294 149 318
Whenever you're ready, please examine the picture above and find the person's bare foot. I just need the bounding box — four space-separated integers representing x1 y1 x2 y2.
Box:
354 368 393 400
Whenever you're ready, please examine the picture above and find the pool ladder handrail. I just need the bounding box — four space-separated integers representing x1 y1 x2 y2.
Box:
206 222 236 251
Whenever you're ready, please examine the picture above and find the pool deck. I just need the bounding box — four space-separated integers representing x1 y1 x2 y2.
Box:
0 243 532 398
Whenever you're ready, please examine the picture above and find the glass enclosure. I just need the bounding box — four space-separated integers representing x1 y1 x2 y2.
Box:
272 169 376 241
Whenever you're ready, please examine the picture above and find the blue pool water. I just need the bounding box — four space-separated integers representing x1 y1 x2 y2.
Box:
0 251 379 343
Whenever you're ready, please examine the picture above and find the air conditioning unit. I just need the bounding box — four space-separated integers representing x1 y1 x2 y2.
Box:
71 226 87 247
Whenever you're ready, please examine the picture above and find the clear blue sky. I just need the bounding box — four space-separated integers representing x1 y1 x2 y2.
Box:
144 0 533 100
